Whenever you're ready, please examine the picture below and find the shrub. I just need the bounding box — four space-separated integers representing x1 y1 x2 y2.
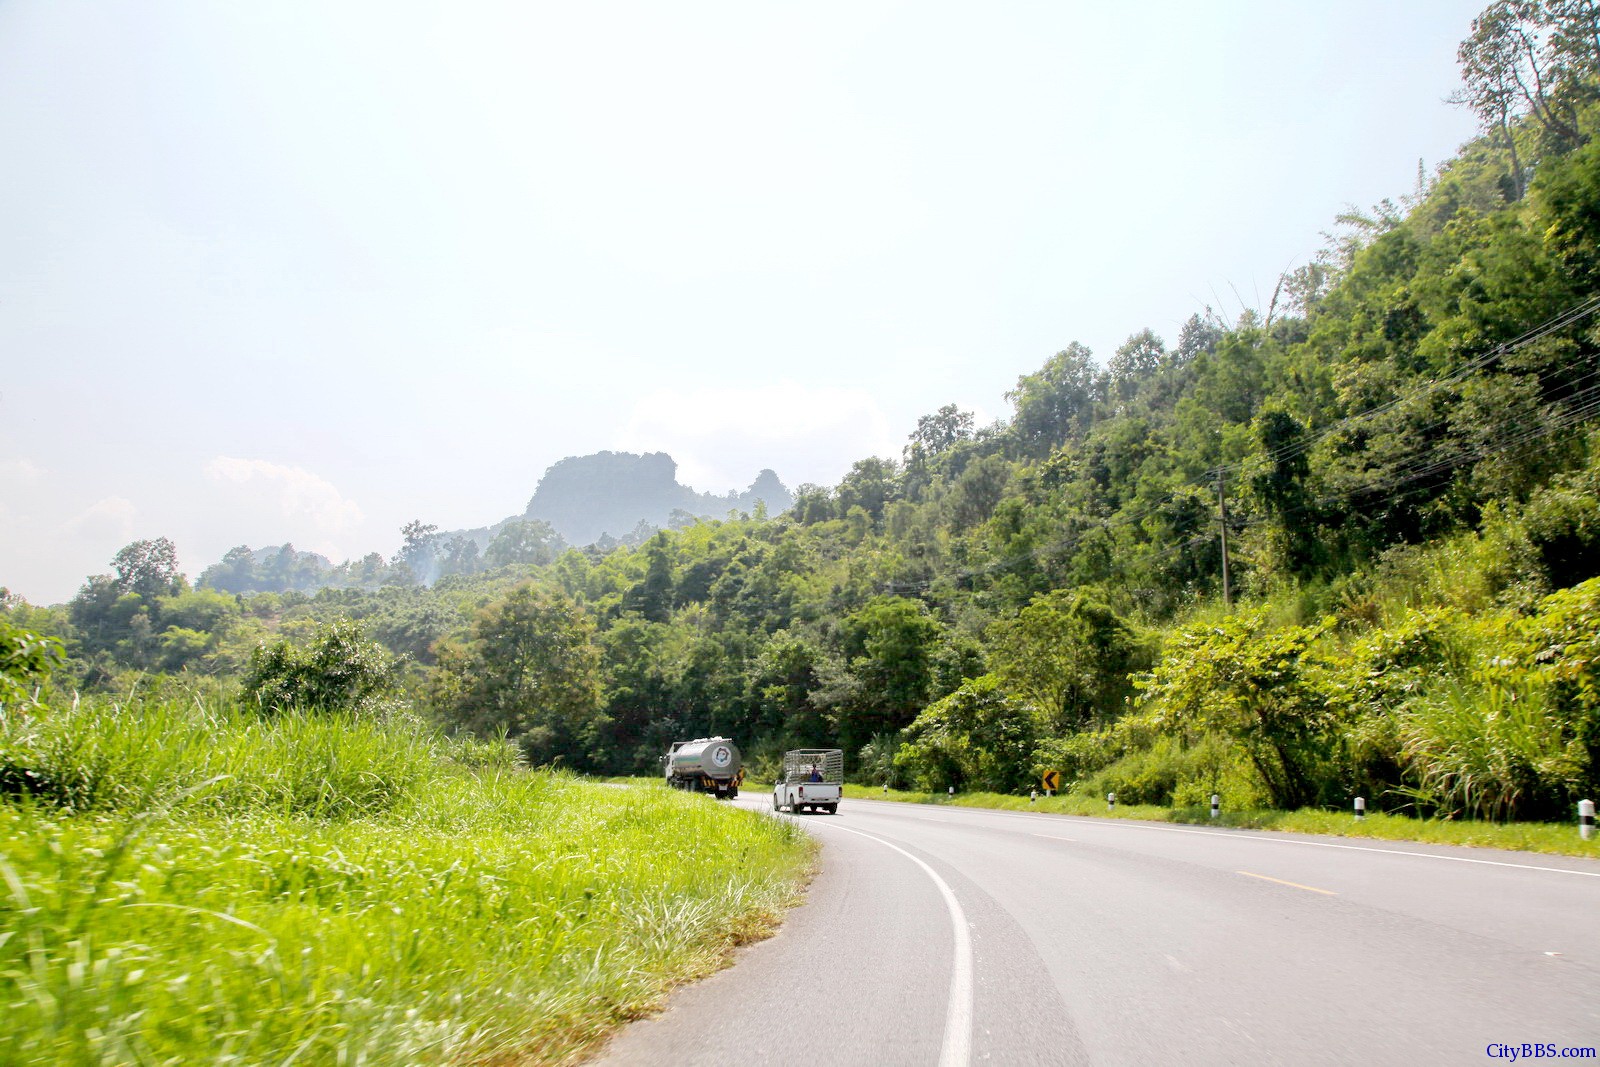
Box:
895 675 1038 793
0 618 64 707
1137 611 1343 809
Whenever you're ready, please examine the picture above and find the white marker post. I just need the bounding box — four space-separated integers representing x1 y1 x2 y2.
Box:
1355 796 1366 821
948 785 954 798
1581 799 1595 841
1210 793 1220 820
1107 791 1116 811
883 782 888 795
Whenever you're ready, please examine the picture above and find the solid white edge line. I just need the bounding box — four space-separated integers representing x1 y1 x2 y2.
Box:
857 800 1600 878
809 820 973 1067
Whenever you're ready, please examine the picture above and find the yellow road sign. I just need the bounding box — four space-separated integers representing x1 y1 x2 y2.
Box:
1041 770 1060 791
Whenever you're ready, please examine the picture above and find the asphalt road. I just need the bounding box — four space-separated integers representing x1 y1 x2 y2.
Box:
594 795 1600 1066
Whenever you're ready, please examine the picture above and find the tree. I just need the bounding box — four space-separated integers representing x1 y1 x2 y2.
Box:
790 484 836 525
199 545 259 593
1535 135 1600 289
623 532 675 622
903 404 977 499
1456 2 1535 198
438 535 482 578
111 537 185 600
752 631 829 745
366 597 462 665
909 404 975 456
431 585 606 769
988 591 1143 731
1454 0 1588 168
347 552 391 588
69 574 134 656
1249 405 1320 577
836 457 899 523
948 454 1012 531
392 520 441 584
1175 313 1224 365
484 519 563 568
242 618 399 716
1005 343 1104 458
1107 329 1166 412
824 597 944 757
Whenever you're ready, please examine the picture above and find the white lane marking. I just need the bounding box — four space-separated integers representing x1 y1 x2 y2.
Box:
810 820 973 1067
860 801 1600 879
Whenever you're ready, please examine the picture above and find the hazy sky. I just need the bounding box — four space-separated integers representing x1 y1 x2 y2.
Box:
2 1 1488 605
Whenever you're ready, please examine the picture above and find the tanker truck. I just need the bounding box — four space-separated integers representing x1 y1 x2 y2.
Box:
663 736 742 799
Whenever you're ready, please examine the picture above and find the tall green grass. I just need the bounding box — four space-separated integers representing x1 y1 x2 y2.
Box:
1 695 812 1065
1 696 448 817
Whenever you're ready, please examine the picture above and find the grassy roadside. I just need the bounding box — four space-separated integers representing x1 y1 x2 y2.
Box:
842 785 1600 859
1 698 815 1065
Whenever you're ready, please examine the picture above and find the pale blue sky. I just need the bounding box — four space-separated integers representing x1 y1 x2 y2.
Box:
2 1 1488 604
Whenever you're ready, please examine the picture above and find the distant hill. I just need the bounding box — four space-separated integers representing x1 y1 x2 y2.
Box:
195 451 794 593
523 452 793 546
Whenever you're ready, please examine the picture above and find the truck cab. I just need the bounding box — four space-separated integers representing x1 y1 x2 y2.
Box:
774 748 843 814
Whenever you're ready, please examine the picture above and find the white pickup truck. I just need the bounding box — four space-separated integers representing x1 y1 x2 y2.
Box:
774 748 843 815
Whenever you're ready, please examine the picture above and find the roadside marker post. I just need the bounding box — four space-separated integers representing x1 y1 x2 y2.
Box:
1581 799 1595 840
1355 797 1366 821
1030 789 1037 804
1210 794 1220 820
948 785 954 798
1107 792 1115 811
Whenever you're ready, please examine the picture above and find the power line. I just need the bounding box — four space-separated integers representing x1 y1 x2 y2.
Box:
888 294 1600 598
1225 293 1600 477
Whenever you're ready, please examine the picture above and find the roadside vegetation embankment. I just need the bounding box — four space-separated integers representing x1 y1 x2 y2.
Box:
0 694 812 1065
843 785 1600 859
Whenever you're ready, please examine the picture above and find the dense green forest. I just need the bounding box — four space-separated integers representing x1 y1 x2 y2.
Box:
7 1 1600 822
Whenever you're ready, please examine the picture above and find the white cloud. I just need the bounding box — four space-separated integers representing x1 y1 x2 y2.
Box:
0 459 46 484
619 380 899 492
65 496 138 541
203 457 364 538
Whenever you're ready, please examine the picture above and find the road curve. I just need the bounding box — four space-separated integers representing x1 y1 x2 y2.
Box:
595 796 1600 1065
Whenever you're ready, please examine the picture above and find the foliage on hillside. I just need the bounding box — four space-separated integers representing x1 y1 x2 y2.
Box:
9 2 1600 821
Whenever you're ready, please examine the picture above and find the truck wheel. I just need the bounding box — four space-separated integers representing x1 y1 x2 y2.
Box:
824 804 837 814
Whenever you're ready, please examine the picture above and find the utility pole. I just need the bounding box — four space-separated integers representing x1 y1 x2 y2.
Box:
1218 466 1232 610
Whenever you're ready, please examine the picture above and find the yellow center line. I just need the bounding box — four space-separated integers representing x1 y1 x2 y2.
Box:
1237 870 1337 896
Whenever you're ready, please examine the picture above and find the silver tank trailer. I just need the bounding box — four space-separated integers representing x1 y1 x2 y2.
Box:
665 737 742 798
